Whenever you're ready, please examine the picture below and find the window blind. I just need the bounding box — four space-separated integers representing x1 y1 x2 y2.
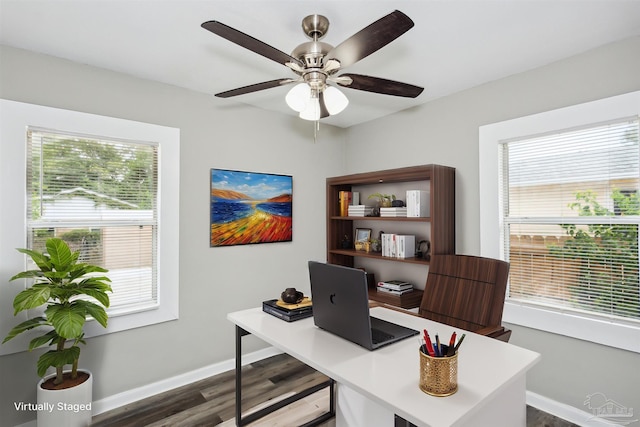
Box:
501 117 640 323
26 129 159 314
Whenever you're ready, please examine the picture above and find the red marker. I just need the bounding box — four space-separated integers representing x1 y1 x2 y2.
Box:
448 332 457 348
423 329 435 357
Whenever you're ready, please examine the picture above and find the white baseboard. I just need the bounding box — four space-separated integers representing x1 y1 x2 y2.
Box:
92 346 282 416
526 391 624 426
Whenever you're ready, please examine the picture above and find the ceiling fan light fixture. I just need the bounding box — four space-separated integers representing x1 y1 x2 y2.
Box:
285 83 311 112
299 92 321 121
323 86 349 115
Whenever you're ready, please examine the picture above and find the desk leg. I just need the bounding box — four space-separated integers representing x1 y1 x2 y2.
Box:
394 415 418 427
234 325 335 427
235 326 250 425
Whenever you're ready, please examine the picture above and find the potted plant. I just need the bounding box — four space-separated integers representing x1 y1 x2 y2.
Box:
2 237 111 427
368 192 396 207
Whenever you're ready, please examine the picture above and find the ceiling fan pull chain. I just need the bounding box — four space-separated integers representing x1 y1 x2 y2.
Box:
313 119 320 143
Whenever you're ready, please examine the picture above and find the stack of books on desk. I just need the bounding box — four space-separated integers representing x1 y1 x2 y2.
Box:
348 205 373 217
380 207 407 217
262 297 313 322
377 280 414 295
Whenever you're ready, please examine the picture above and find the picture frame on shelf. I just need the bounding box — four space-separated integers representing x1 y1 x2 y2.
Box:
354 228 371 243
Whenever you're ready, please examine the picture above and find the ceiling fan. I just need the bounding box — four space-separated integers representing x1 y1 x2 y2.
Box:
201 10 424 121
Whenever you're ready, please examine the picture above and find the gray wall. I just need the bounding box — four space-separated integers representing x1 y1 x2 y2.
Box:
344 36 640 419
0 45 345 427
1 34 640 426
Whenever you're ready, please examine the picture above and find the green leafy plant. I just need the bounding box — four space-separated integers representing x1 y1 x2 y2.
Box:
2 238 112 385
368 192 396 207
549 190 639 318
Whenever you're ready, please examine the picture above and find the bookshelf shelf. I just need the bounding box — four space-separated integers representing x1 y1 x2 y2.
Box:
328 249 430 265
330 216 430 222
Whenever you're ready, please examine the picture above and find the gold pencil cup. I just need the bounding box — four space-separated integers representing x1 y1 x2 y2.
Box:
419 347 458 397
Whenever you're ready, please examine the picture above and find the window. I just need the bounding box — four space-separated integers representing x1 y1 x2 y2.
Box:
501 119 639 322
27 129 159 315
479 91 640 353
0 100 179 356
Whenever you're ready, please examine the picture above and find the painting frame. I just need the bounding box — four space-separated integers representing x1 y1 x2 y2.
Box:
210 168 293 247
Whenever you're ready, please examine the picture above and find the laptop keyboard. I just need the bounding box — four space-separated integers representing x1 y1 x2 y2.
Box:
371 328 395 344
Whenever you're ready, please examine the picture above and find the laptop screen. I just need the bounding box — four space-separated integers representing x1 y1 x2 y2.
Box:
308 261 419 350
308 261 378 348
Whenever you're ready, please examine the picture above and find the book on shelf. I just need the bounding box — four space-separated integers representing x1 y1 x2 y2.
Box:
348 205 373 217
377 280 413 291
377 287 414 295
380 207 408 217
406 190 430 217
381 233 394 257
396 235 415 259
262 298 313 322
339 191 352 216
381 234 416 259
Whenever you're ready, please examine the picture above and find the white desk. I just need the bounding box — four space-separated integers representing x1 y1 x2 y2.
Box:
228 306 540 427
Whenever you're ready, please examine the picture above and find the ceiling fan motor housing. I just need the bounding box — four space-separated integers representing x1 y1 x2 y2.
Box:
292 41 334 69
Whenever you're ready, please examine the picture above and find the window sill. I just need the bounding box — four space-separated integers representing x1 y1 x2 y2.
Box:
503 301 640 353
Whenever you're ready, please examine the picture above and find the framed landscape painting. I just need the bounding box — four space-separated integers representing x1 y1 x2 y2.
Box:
210 168 293 247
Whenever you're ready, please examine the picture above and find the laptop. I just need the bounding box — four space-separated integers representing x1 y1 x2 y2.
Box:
308 261 419 350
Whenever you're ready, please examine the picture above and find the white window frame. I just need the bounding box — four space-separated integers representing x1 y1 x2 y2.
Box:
479 91 640 353
0 99 180 356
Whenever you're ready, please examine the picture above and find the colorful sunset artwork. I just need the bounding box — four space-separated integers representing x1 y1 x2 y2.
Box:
210 169 293 247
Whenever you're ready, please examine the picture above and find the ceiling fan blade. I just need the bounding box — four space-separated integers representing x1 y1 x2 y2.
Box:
215 78 294 98
336 74 424 98
326 10 414 68
202 21 304 68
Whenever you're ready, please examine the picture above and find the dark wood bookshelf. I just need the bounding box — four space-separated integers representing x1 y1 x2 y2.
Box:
326 164 456 308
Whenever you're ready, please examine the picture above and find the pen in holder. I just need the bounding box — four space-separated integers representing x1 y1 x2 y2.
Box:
419 344 458 397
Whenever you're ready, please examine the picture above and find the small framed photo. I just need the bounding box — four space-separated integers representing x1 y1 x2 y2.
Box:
354 228 372 243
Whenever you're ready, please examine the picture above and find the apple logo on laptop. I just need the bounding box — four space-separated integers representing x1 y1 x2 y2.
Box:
329 293 337 304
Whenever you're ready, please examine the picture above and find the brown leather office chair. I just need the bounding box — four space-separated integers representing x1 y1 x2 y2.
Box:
418 254 512 342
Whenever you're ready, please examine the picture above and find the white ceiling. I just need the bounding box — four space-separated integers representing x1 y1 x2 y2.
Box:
1 0 639 128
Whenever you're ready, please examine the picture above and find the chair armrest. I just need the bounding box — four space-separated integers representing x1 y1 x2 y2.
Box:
476 325 512 342
474 325 504 336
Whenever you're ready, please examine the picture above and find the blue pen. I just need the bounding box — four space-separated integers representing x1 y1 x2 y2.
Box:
435 334 441 357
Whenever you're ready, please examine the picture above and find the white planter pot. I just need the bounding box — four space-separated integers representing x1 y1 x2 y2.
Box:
36 369 93 427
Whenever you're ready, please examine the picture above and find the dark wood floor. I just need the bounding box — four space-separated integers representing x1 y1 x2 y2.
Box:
92 353 333 427
92 353 577 427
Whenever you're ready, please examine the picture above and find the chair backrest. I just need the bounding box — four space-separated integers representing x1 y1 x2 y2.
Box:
419 254 509 334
